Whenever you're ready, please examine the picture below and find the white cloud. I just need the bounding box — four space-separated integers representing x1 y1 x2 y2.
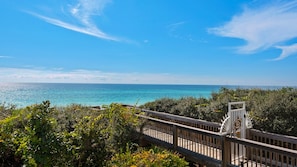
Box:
167 21 186 39
70 0 111 24
274 43 297 60
209 0 297 60
0 56 12 58
28 0 119 41
29 12 118 41
168 22 185 31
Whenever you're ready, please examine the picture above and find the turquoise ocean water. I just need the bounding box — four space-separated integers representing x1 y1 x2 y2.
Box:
0 83 279 108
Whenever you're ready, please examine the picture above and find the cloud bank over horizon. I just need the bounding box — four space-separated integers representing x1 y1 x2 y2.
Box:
209 0 297 60
28 0 119 41
0 67 202 84
0 67 294 86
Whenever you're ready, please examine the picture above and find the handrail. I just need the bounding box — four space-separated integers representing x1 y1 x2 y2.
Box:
138 114 226 137
226 136 297 158
141 108 221 130
250 129 297 141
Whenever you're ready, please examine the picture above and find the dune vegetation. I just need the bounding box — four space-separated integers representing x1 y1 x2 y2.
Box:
1 87 296 166
141 87 297 136
0 101 188 167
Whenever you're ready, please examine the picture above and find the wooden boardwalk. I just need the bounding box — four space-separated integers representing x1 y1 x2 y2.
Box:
138 110 297 167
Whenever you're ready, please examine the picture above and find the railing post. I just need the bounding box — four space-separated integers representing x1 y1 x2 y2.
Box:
221 135 231 167
173 125 178 150
245 129 251 160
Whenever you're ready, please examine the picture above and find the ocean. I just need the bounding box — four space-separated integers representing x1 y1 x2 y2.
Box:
0 83 279 108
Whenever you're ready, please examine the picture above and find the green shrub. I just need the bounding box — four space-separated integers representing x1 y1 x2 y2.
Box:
64 114 107 167
0 102 16 120
0 102 142 166
102 103 140 154
58 103 141 166
250 88 297 135
0 101 67 166
109 146 189 167
143 98 178 113
142 87 297 136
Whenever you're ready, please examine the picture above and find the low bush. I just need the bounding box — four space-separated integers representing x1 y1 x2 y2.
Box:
0 101 189 166
109 146 189 167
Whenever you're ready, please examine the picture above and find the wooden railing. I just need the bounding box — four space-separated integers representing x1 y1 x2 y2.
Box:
227 137 297 167
139 114 224 166
249 129 297 150
142 109 221 132
138 109 297 167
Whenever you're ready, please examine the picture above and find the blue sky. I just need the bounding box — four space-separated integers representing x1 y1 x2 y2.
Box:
1 0 297 86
